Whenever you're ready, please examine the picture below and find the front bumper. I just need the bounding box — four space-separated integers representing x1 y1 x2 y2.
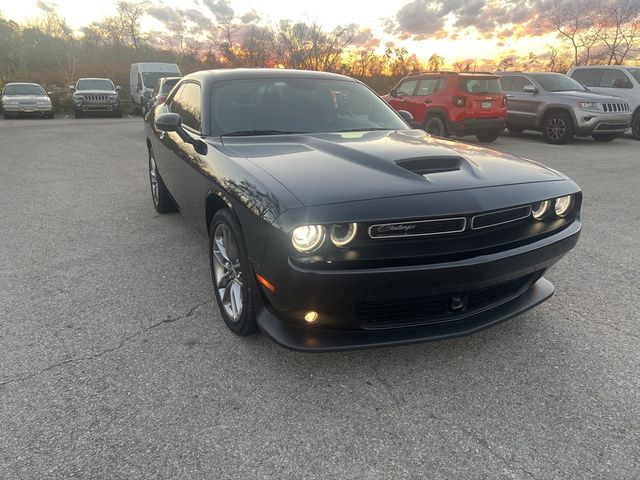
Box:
75 103 120 113
575 112 631 136
3 105 52 114
448 117 505 136
254 220 581 351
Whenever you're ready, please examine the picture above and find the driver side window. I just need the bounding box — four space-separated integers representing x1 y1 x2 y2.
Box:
396 79 419 96
170 83 202 132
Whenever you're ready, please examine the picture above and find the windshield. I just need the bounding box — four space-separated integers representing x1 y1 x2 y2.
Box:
458 78 502 94
3 84 46 96
628 68 640 83
77 79 114 91
531 73 586 92
212 78 408 136
142 72 171 89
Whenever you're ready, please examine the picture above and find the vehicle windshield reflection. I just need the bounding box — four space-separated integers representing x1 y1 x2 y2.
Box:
212 78 407 136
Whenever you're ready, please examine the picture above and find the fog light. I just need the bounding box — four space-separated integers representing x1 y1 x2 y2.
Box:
304 311 319 323
554 195 573 217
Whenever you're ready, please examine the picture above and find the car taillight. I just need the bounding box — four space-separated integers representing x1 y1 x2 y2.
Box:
502 95 507 107
158 95 167 103
453 96 466 107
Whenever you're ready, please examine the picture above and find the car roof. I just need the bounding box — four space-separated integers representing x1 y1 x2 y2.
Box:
181 68 359 84
403 71 499 79
4 82 43 86
499 71 564 76
77 77 113 81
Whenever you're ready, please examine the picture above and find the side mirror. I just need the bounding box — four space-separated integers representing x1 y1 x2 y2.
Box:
155 112 181 132
398 110 413 125
47 91 53 95
116 85 121 91
523 85 538 94
155 112 208 155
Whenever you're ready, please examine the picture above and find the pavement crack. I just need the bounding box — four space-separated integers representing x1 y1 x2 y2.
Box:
371 362 406 407
0 301 211 388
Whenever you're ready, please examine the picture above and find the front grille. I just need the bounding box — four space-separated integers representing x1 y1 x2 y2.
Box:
471 205 531 230
368 217 466 238
602 102 630 113
396 156 462 176
84 94 110 102
357 274 533 329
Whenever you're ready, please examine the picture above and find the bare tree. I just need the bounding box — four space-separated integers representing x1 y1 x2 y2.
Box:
596 0 640 64
542 0 595 66
117 1 146 50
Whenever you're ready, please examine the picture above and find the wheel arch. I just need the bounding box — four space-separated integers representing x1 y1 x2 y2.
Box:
537 105 576 130
206 191 234 235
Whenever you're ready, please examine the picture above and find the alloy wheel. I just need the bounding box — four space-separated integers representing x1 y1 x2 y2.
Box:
546 118 566 141
149 154 159 206
212 223 244 321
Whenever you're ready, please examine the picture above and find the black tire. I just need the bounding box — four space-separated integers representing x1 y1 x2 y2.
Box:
542 111 574 145
591 133 618 142
46 113 54 119
632 112 640 140
476 131 500 142
74 111 83 119
209 209 258 336
3 113 11 119
113 109 122 118
424 115 448 137
148 148 178 213
507 126 524 134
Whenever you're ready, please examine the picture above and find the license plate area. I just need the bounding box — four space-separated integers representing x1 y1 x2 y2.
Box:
481 101 492 109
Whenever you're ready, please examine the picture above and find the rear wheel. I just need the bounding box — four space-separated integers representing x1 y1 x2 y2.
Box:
632 112 640 139
424 115 448 137
476 131 500 142
542 112 574 145
210 209 258 336
148 149 178 213
591 133 618 142
507 126 524 134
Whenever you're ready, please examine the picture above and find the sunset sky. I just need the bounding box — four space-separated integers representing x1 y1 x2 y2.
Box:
1 0 561 63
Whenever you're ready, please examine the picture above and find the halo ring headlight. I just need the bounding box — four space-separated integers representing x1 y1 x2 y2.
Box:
532 200 551 220
554 195 573 217
291 225 325 253
330 223 358 248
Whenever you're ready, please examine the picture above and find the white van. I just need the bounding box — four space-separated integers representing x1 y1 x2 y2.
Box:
130 62 181 115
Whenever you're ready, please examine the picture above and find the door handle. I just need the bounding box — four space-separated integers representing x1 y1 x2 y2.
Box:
424 99 432 104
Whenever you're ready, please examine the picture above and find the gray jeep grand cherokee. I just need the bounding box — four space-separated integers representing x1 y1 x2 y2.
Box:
71 78 122 118
499 72 631 144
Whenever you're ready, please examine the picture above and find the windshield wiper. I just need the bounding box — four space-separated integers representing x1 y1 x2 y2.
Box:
221 130 307 136
335 128 393 133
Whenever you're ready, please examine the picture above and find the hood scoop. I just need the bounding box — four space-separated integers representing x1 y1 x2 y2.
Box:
396 156 462 176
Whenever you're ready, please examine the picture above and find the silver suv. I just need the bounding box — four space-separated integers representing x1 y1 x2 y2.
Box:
499 72 631 144
568 66 640 139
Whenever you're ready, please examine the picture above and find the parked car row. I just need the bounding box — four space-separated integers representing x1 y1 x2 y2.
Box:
383 66 640 145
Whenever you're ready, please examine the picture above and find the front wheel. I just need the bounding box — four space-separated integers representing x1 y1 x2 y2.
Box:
476 131 500 142
542 112 574 145
591 133 618 142
148 149 178 213
424 116 448 137
632 113 640 139
210 209 258 336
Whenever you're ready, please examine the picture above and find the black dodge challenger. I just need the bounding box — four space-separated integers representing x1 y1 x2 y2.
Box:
144 68 581 352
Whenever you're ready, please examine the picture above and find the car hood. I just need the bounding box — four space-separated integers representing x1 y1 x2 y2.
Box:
2 95 49 101
550 90 627 102
220 130 565 207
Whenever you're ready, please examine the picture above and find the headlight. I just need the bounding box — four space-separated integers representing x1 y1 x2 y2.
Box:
330 223 358 247
291 225 325 253
531 200 551 220
577 101 599 111
554 195 573 217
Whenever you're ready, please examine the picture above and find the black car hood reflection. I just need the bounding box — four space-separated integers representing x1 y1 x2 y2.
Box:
220 129 564 207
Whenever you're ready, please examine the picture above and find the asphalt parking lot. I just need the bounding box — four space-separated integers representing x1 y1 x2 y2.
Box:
1 116 638 479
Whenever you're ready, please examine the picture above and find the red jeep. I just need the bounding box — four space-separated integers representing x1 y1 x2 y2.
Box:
383 72 507 142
